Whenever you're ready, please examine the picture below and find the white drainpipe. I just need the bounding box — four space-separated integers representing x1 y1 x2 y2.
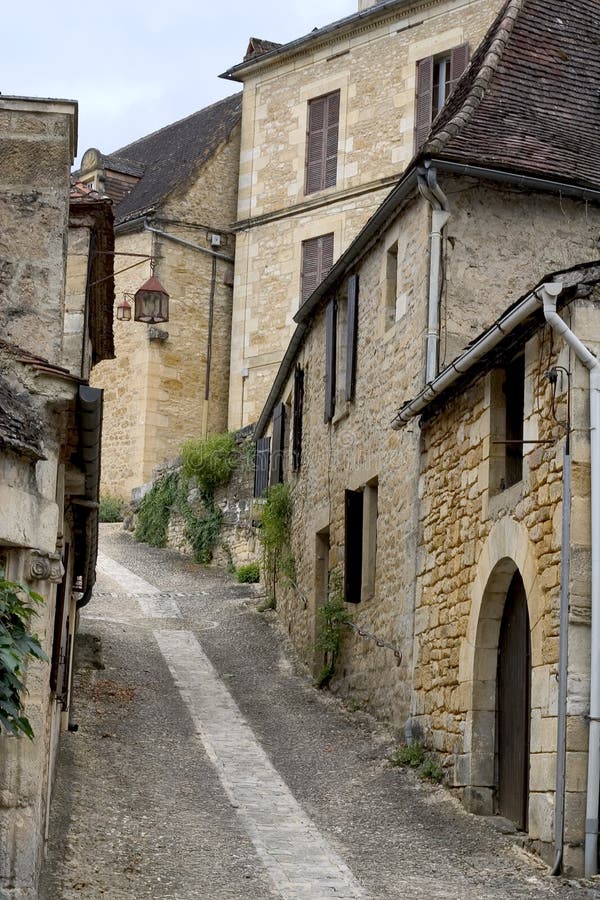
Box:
541 282 600 877
417 165 451 383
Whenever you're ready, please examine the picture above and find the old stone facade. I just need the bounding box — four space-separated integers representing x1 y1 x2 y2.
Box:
82 95 242 500
253 0 600 873
0 97 114 897
223 0 505 429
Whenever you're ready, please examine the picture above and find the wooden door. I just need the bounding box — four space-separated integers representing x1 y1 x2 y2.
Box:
496 571 531 829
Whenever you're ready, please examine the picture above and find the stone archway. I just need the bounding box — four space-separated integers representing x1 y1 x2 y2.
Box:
457 517 543 818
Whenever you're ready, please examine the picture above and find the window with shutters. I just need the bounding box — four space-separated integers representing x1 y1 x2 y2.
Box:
254 436 271 497
385 242 399 330
301 233 334 304
292 365 305 472
270 402 287 486
344 478 378 604
305 90 340 195
414 43 469 151
324 274 358 423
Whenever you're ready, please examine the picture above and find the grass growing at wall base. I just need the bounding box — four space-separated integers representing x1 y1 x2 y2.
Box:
390 740 444 783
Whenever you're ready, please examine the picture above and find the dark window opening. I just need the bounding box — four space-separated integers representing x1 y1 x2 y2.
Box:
504 354 525 489
344 489 364 603
270 403 286 486
292 365 305 471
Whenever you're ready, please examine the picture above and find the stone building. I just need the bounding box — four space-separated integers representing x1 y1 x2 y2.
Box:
0 97 114 897
221 0 505 429
79 93 242 500
254 0 600 874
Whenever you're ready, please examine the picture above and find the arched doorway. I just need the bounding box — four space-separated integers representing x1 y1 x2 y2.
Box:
496 570 531 829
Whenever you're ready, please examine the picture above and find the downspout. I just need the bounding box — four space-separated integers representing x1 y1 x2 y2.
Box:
541 282 600 877
417 164 451 383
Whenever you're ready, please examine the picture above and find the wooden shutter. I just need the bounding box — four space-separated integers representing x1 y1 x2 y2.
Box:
301 233 335 304
324 91 340 189
344 489 364 603
292 365 305 472
254 436 271 497
450 43 470 92
270 402 286 486
415 55 434 151
324 299 337 422
306 91 340 194
345 274 359 402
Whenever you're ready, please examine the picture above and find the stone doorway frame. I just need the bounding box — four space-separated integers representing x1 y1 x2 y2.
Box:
457 517 544 818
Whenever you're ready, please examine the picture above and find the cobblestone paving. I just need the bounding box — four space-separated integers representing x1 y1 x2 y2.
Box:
40 526 600 899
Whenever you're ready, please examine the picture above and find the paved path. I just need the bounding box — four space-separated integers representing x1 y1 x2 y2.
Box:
40 526 600 899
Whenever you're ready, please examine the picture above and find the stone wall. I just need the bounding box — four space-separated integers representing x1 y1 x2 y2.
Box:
229 0 506 427
93 124 241 500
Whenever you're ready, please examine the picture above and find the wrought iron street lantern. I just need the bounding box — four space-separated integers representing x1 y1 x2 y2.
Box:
116 295 132 321
134 275 169 324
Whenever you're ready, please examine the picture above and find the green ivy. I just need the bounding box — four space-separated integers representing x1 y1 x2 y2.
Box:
258 483 295 605
0 573 47 739
135 472 178 547
315 570 350 688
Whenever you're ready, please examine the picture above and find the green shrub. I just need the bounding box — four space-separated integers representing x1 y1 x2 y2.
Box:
0 572 47 739
235 563 260 583
181 433 237 494
99 494 126 523
314 570 351 688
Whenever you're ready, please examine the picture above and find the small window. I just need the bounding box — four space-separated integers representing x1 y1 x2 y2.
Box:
490 355 525 493
301 233 334 304
385 242 399 330
324 275 358 422
305 91 340 195
415 43 469 150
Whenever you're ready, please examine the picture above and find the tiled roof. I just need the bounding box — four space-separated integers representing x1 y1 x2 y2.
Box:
103 93 242 223
425 0 600 190
244 37 282 61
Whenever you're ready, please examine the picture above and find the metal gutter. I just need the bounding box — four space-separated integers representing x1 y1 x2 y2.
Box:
392 287 547 428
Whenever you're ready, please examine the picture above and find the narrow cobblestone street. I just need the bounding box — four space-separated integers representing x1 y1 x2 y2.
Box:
40 526 600 899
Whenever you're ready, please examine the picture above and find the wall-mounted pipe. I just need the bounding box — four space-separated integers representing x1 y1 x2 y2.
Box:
417 164 450 383
541 283 600 878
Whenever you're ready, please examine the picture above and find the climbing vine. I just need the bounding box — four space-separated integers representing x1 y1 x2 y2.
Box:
257 483 295 607
314 569 351 688
135 433 237 564
0 572 47 739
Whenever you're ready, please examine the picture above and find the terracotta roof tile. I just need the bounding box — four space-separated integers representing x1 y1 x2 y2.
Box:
425 0 600 190
244 38 283 61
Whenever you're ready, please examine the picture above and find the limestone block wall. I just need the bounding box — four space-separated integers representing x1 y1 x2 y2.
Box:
0 97 75 365
412 305 598 872
229 0 504 427
266 196 432 726
93 128 240 500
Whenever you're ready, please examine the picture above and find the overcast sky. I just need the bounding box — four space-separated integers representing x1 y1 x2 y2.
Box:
1 0 356 166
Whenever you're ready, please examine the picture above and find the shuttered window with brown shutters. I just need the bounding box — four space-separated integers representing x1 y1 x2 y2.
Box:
305 90 340 195
415 43 469 151
270 402 286 486
301 233 334 304
292 365 305 472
